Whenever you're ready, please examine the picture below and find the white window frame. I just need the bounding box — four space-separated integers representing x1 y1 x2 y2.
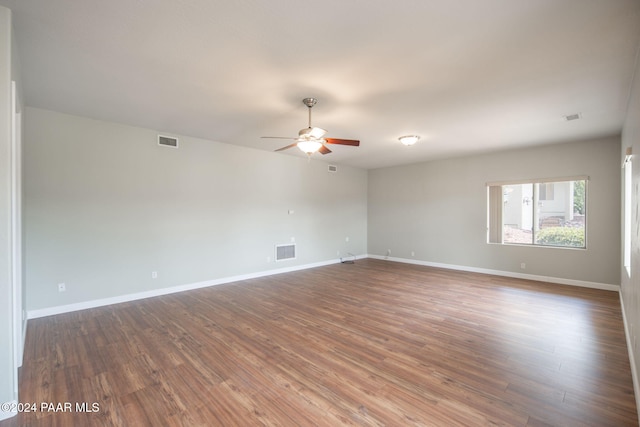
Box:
624 160 632 275
487 176 588 249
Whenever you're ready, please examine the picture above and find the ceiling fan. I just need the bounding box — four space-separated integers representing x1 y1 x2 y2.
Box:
262 98 360 157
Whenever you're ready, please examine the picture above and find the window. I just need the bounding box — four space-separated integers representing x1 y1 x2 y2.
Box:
624 160 632 274
539 183 554 201
487 177 587 249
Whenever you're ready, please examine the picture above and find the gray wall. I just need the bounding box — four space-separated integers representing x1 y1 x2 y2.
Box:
24 108 367 311
368 136 621 286
621 43 640 404
0 4 17 415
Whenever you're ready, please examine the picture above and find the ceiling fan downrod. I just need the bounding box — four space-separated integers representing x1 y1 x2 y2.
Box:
302 97 317 128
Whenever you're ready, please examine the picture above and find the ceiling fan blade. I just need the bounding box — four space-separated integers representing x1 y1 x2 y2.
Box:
275 143 299 152
325 138 360 146
318 145 332 155
261 136 298 140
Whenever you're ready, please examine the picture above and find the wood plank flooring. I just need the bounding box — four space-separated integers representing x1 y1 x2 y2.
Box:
1 259 637 426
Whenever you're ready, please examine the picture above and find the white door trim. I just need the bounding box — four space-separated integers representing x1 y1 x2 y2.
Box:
10 80 22 395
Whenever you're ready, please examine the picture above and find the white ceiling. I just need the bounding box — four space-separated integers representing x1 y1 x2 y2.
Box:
3 0 640 169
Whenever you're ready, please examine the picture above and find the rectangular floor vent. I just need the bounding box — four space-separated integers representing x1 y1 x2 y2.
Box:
328 165 338 173
158 135 179 148
275 244 296 261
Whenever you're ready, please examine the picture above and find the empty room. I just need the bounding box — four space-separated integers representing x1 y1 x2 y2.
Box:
1 0 640 425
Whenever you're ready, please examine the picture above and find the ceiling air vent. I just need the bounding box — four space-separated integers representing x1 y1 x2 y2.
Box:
275 244 296 262
328 165 338 173
158 135 179 148
563 113 582 122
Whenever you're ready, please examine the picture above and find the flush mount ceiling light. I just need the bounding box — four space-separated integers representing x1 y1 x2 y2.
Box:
399 135 420 146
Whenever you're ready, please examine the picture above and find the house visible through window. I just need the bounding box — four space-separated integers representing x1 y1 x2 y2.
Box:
539 183 554 201
487 177 587 248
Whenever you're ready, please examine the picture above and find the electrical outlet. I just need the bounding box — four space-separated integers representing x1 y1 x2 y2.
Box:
345 236 350 242
520 263 526 269
337 250 340 256
151 271 158 279
411 251 415 257
266 256 271 263
58 283 66 292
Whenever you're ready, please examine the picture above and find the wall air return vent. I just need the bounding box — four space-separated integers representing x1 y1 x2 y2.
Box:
158 135 179 148
275 244 296 262
563 113 582 122
328 165 338 173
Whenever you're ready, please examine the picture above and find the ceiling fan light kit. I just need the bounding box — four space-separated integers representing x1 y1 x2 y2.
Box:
399 135 420 146
297 140 323 154
262 98 360 157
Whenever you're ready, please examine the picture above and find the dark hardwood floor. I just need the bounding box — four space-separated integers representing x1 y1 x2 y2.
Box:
1 259 637 426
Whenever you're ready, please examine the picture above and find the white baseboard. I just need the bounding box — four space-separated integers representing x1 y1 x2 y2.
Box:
620 292 640 423
367 255 620 292
0 400 17 421
27 256 364 319
26 253 618 319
